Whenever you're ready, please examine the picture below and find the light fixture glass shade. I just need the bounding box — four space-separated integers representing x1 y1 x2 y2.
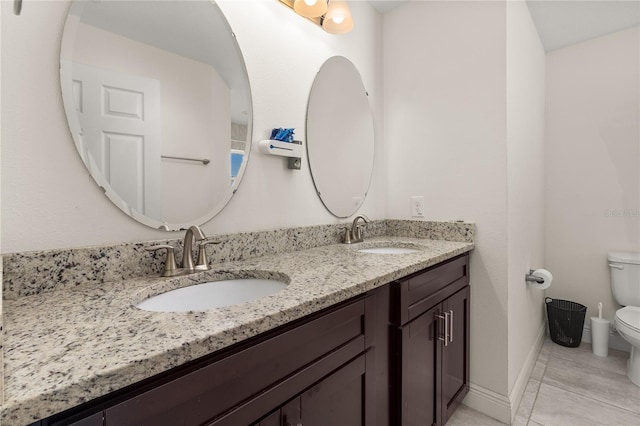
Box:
322 0 353 34
293 0 328 18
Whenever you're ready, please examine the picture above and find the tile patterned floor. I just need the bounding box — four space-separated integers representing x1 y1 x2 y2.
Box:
447 340 640 426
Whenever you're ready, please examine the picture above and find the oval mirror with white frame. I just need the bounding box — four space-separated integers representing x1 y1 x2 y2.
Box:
307 56 375 218
60 0 252 230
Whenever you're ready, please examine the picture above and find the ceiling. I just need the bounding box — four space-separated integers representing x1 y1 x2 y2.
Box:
368 0 404 14
368 0 640 52
526 0 639 52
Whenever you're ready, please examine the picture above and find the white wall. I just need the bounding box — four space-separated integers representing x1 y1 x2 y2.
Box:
506 0 546 416
545 26 640 322
384 0 509 400
0 0 385 254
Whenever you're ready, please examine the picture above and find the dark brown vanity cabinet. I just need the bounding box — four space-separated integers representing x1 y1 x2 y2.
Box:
251 353 367 426
37 253 469 426
106 298 374 426
392 254 470 426
40 293 379 426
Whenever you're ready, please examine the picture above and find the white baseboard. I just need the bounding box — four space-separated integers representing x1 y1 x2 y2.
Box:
462 383 512 424
508 322 546 422
581 322 631 352
463 322 546 425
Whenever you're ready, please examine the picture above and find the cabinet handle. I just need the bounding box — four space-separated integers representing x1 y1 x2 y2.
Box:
436 312 449 347
609 263 624 270
449 309 454 343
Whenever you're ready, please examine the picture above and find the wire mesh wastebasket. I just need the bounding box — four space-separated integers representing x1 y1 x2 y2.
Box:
545 298 587 347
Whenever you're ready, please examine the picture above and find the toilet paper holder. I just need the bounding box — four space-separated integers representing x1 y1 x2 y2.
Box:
525 270 545 284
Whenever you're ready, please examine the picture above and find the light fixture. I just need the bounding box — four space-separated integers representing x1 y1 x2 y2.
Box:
293 0 327 18
279 0 353 35
322 1 353 34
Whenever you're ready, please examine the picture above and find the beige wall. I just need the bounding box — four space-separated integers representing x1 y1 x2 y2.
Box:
0 0 385 254
545 27 640 323
384 0 510 405
506 0 546 417
385 2 547 422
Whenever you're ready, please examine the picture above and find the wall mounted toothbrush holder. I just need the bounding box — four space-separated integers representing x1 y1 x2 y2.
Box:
258 140 303 170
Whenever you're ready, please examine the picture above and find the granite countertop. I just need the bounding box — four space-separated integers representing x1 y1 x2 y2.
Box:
1 236 473 425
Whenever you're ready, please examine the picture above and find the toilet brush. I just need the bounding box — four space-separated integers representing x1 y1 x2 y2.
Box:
591 302 610 357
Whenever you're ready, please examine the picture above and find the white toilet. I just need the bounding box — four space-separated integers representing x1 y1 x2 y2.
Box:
609 251 640 386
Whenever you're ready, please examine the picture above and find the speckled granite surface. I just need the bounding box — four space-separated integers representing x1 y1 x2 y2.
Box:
0 256 4 406
1 220 473 299
0 220 475 426
385 219 474 242
1 235 473 425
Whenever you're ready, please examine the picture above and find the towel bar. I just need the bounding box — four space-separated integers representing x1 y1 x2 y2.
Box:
161 155 210 165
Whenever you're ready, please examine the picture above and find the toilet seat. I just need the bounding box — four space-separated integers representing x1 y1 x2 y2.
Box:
615 306 640 386
616 306 640 333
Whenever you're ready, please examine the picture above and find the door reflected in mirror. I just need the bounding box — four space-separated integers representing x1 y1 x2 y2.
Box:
307 56 375 218
60 0 252 230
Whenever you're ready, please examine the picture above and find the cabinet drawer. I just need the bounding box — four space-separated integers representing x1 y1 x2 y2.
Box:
105 298 366 426
393 254 469 325
212 348 367 426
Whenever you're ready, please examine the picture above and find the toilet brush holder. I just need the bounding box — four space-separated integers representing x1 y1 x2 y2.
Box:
591 317 610 357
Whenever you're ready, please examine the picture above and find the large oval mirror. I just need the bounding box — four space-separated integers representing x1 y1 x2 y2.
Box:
307 56 375 218
60 0 252 230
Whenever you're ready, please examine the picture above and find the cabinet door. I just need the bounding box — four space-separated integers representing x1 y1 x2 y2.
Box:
397 305 440 426
300 354 366 426
441 286 470 424
249 355 365 426
281 398 302 426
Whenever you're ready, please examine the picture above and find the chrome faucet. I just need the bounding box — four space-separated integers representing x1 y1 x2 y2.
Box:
343 215 371 244
146 225 220 277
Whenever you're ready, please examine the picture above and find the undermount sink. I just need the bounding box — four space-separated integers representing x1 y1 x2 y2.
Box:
136 278 288 312
358 247 421 254
355 242 423 255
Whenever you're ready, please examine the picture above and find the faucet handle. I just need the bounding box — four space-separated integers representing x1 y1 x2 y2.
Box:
146 245 178 277
195 239 221 270
342 227 352 244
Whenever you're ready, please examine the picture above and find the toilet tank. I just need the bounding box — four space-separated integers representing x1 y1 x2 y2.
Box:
609 252 640 306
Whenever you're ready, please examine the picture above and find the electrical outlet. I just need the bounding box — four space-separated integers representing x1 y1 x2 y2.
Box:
411 196 424 217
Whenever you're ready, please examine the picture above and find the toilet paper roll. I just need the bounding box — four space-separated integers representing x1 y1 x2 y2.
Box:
529 269 553 290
